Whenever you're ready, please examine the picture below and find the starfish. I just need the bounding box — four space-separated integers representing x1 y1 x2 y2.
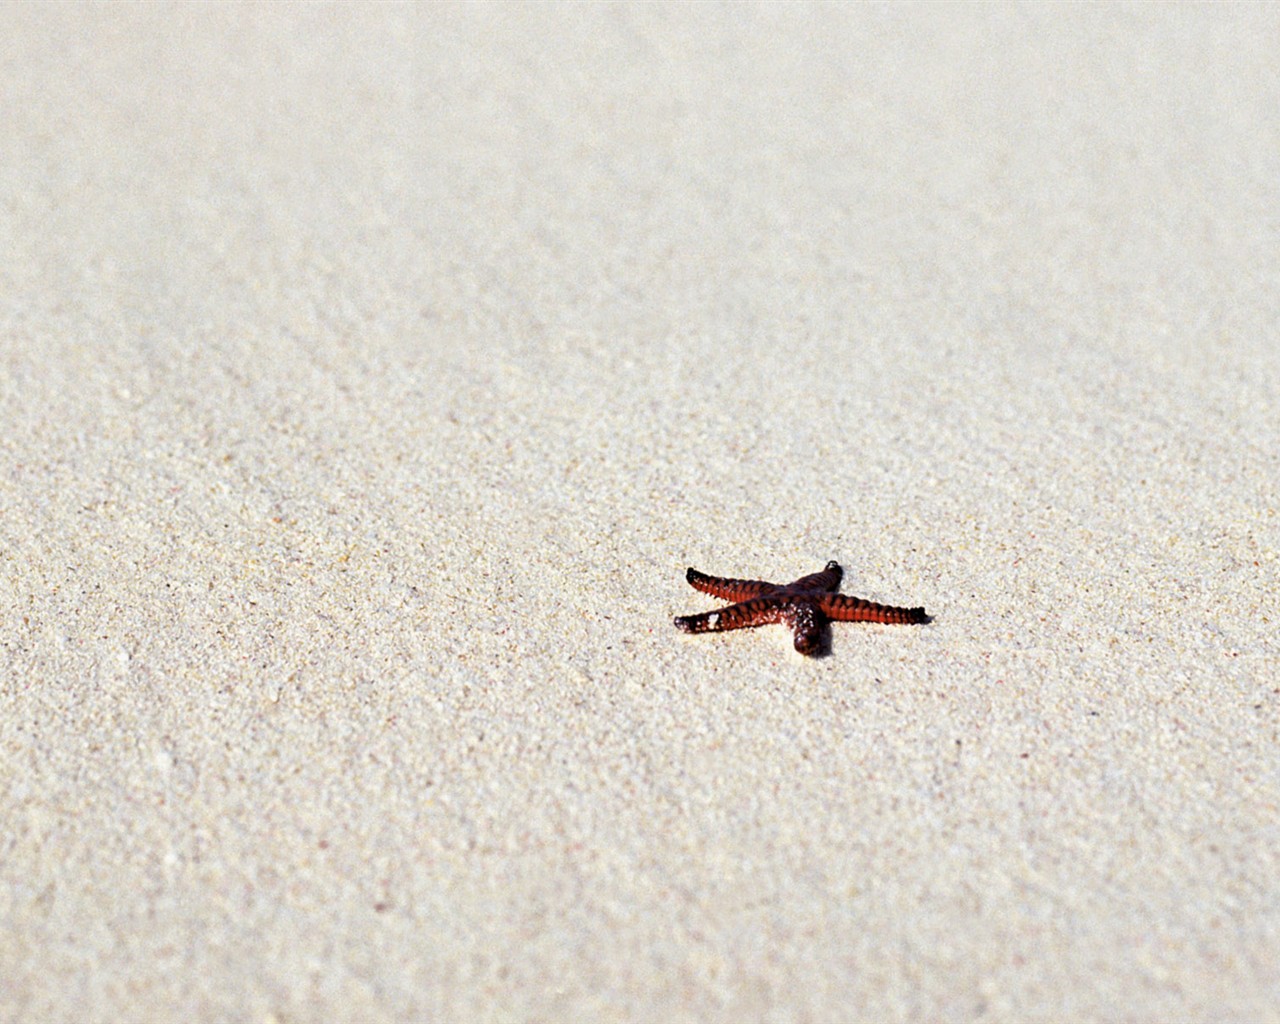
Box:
673 560 928 656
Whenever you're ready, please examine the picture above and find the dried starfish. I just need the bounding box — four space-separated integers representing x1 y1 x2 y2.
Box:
673 560 927 655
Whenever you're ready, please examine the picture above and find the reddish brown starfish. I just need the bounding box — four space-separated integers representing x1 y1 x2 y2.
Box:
673 560 927 656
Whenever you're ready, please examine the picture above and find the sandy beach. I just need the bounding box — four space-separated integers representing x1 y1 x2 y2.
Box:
3 4 1278 1020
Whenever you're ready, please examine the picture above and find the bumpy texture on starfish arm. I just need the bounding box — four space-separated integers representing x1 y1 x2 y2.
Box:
673 560 927 655
684 568 777 602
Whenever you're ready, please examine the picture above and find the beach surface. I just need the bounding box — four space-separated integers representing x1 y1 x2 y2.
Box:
3 5 1278 1020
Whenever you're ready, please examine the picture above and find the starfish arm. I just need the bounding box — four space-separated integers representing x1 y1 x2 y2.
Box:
783 601 824 654
684 567 777 602
674 597 785 634
817 593 928 625
787 560 843 593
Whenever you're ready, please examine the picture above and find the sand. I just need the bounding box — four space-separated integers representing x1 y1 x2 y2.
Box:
2 4 1278 1020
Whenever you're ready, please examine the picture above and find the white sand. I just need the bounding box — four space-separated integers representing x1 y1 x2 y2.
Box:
3 5 1278 1020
